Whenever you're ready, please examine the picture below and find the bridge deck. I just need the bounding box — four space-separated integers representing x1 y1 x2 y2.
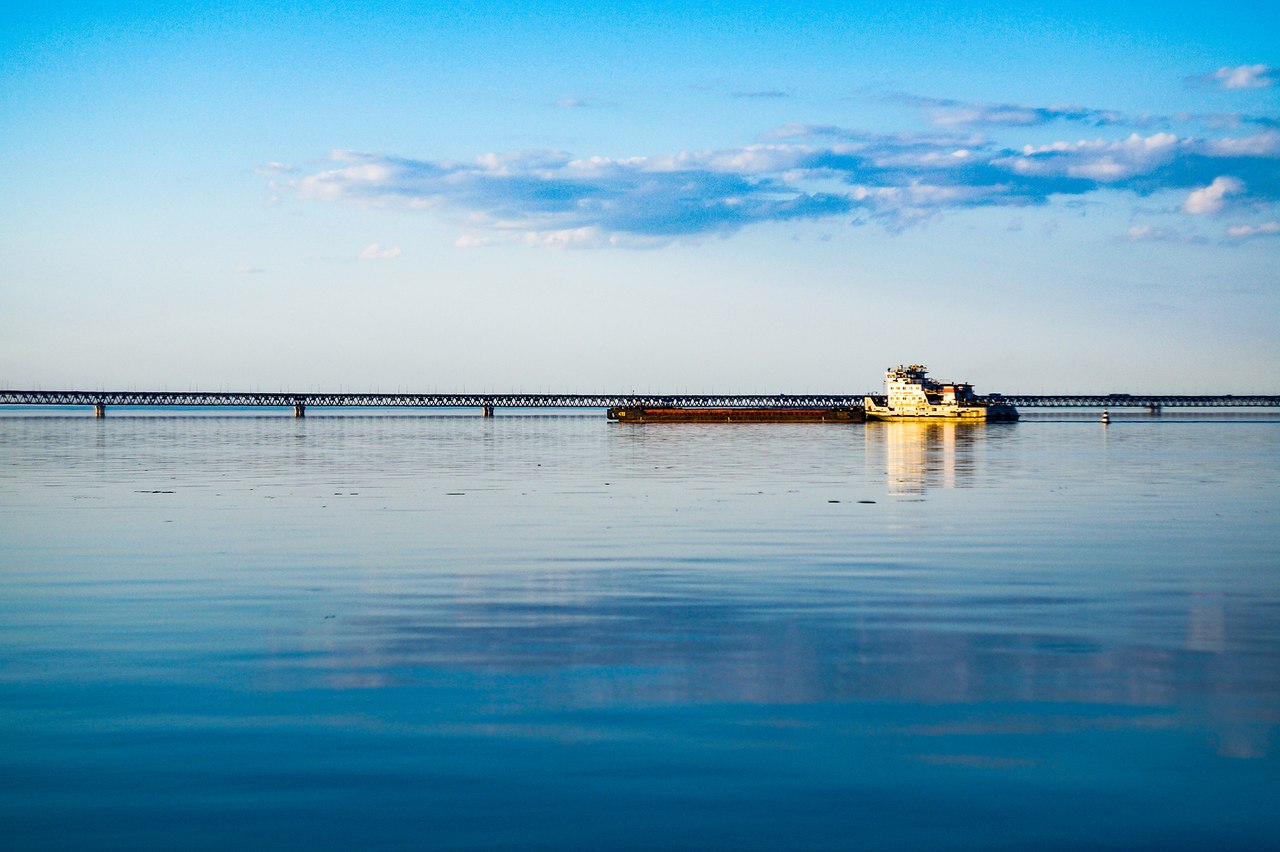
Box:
2 391 1278 409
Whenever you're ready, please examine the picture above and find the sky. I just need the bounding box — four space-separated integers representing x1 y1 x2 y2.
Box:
2 0 1278 394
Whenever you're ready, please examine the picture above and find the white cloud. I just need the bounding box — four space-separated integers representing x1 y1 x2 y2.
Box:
762 123 848 140
1126 224 1177 242
690 144 814 175
358 243 402 260
275 122 1280 246
1197 131 1280 158
554 96 617 109
300 157 400 202
1183 176 1244 215
1226 221 1280 239
523 226 610 248
998 133 1181 181
255 161 296 175
731 89 791 100
1210 64 1275 90
900 95 1127 128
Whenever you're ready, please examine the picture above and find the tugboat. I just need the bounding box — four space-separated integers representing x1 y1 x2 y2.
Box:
863 365 1018 421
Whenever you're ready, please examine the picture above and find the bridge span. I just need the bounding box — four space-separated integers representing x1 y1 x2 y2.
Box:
2 390 1278 417
990 394 1280 408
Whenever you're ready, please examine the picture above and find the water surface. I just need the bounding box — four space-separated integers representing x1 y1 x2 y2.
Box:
2 412 1277 850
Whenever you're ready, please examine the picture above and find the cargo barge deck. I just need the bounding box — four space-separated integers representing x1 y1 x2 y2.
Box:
607 407 864 423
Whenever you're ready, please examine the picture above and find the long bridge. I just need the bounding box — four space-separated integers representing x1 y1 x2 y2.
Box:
2 390 1278 417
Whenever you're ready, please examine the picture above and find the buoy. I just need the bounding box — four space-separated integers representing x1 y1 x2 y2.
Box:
1101 409 1110 424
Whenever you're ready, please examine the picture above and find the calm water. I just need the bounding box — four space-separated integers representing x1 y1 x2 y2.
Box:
2 411 1278 850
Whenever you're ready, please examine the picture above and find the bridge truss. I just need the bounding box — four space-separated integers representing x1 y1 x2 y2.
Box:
1 391 867 409
988 394 1280 408
2 390 1278 412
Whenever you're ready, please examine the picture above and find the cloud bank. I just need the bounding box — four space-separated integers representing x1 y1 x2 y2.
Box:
277 93 1280 247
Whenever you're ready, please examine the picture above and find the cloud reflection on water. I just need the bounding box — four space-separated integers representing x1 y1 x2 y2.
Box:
290 555 1275 761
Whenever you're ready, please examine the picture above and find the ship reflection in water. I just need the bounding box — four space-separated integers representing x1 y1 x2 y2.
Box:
866 420 1004 495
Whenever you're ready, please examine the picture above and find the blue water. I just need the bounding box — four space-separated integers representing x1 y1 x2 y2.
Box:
2 412 1278 850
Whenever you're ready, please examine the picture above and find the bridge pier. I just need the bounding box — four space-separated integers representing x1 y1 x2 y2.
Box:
293 404 305 418
94 403 105 418
1147 404 1162 415
482 405 495 417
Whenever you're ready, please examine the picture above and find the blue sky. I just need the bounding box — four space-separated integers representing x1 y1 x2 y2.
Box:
2 1 1277 393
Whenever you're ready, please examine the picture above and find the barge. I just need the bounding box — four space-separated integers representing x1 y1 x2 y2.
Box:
863 365 1018 421
607 406 864 423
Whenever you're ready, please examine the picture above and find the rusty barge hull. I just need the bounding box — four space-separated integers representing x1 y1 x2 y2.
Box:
607 407 864 423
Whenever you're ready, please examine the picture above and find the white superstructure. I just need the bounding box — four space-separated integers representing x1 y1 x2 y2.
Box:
864 364 1018 421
